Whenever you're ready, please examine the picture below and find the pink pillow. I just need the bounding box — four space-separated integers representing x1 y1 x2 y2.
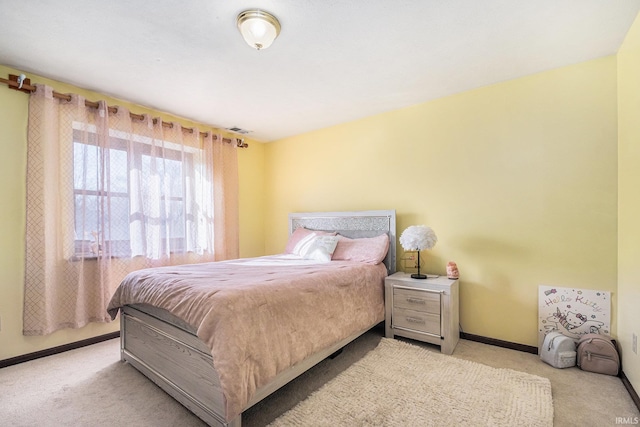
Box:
331 234 390 264
285 227 337 254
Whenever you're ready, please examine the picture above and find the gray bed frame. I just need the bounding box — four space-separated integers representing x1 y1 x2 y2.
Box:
119 210 396 426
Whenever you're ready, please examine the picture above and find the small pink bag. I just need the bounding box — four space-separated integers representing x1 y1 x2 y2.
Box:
576 333 619 376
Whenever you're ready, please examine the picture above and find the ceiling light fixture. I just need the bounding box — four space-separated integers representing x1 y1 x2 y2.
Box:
237 9 281 50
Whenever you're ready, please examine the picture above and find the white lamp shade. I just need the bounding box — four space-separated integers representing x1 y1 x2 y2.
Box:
237 10 281 50
399 225 437 251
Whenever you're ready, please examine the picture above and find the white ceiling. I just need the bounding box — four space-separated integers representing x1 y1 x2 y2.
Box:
1 1 639 142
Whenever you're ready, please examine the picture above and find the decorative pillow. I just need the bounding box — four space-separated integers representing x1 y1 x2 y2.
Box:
331 233 390 264
293 234 340 262
284 227 337 254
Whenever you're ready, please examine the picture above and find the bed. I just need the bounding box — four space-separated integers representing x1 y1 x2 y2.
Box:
107 210 396 427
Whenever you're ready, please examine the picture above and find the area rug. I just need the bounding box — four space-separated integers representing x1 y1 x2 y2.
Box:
269 338 553 426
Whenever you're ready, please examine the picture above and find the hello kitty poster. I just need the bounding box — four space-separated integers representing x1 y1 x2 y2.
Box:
538 285 611 348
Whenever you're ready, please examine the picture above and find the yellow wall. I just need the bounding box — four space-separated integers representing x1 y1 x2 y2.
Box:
0 50 628 363
0 65 265 360
618 12 640 395
265 56 619 347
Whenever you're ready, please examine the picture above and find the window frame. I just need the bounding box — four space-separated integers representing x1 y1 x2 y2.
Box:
72 125 196 259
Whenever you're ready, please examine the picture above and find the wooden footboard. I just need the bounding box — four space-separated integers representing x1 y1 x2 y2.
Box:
121 306 233 426
121 305 376 427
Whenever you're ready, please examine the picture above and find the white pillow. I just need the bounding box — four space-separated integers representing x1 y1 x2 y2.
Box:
285 227 336 254
293 234 340 262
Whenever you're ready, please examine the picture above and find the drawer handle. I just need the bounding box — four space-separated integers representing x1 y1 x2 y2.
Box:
405 316 426 324
406 297 426 304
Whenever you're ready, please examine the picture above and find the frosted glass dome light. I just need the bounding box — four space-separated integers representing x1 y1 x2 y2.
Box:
237 10 281 50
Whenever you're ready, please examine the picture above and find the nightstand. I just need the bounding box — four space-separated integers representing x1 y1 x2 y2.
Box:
385 272 459 355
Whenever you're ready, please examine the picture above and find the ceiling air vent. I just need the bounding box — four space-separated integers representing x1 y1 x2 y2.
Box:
227 127 251 135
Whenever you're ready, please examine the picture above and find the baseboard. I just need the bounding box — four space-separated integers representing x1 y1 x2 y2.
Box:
621 371 640 412
460 332 538 354
0 331 120 369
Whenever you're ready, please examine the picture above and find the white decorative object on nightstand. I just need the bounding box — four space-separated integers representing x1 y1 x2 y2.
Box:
385 272 460 355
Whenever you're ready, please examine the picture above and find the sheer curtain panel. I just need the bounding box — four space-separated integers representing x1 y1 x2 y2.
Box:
23 84 239 335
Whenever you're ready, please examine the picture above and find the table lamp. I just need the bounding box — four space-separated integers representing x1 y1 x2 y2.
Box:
399 225 437 279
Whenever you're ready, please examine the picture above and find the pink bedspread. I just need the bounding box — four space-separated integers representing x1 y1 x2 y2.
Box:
107 255 387 421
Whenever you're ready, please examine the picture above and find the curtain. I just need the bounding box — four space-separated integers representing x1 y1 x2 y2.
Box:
23 84 239 335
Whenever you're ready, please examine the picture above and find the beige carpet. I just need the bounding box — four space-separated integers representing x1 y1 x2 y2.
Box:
3 331 637 426
269 338 553 427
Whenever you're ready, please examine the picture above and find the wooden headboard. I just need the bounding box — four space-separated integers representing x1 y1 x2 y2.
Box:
288 210 396 275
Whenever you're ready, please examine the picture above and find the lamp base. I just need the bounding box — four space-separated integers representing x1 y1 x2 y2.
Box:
411 273 427 280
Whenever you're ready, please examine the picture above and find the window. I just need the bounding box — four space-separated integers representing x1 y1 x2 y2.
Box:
24 86 237 335
73 127 197 259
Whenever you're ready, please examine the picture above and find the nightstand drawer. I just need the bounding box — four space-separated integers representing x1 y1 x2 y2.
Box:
392 307 440 336
393 288 441 314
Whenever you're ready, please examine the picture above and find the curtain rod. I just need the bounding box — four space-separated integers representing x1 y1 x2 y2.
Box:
0 74 248 148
